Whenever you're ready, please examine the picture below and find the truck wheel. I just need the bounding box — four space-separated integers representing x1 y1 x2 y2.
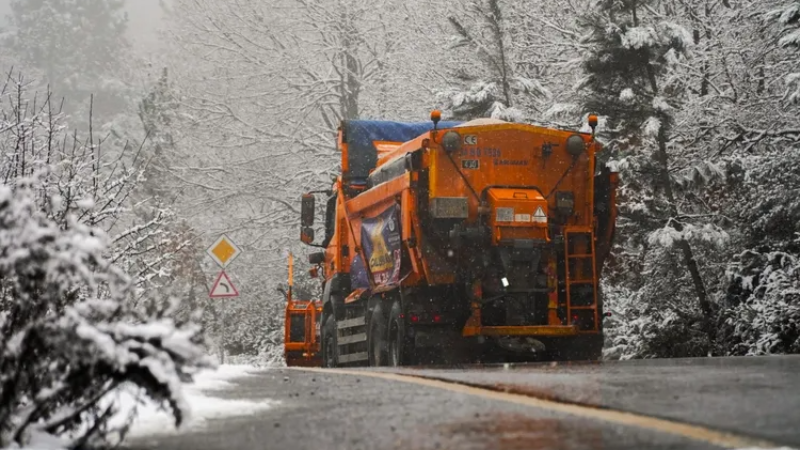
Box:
368 303 387 367
387 301 410 367
322 315 338 368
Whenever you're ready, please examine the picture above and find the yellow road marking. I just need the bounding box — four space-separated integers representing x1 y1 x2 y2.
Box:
297 367 785 449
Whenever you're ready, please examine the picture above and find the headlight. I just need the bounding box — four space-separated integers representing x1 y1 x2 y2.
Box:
566 134 585 156
442 131 462 153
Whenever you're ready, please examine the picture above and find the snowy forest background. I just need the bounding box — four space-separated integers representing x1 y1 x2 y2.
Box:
0 0 798 445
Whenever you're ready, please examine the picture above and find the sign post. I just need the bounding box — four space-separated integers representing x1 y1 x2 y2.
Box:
206 234 242 364
207 234 241 298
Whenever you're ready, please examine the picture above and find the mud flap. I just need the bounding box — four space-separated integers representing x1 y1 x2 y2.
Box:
492 336 547 354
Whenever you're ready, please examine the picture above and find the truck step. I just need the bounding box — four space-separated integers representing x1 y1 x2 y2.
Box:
337 332 367 345
337 351 368 364
337 316 366 329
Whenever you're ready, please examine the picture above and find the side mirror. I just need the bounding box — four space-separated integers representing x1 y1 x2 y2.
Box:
301 226 315 245
277 287 288 300
301 194 315 227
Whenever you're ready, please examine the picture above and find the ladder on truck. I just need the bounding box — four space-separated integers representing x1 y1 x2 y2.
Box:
563 228 600 332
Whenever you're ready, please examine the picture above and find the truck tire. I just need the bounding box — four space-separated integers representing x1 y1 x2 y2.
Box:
321 314 338 368
387 301 412 367
368 303 387 367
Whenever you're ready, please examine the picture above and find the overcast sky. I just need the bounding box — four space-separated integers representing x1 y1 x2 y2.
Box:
0 0 165 50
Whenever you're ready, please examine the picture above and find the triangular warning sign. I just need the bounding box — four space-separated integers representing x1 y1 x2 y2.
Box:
533 206 547 223
209 271 239 298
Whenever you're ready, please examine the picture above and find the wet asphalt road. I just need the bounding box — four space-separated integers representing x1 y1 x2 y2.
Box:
392 355 800 447
128 356 800 450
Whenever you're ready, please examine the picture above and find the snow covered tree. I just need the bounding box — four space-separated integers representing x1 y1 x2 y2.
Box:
712 1 800 356
578 0 729 357
438 0 550 121
3 0 130 116
138 67 180 203
771 1 800 104
0 74 211 448
112 69 208 336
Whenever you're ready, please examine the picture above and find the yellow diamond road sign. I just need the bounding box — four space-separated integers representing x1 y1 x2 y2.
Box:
207 234 241 268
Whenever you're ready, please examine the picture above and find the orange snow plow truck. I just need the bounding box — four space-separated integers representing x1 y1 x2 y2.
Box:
299 112 617 367
282 253 323 367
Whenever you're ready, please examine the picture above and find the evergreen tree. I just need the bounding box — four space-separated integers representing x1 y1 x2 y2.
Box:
579 0 721 349
4 0 129 115
138 67 179 203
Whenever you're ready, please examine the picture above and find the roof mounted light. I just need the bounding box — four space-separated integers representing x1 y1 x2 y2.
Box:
588 114 599 141
431 110 442 131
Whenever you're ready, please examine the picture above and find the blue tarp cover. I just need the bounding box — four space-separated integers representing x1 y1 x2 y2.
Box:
342 120 462 182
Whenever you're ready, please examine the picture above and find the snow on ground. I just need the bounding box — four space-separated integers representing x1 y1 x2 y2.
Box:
112 364 276 438
7 365 276 450
10 431 69 450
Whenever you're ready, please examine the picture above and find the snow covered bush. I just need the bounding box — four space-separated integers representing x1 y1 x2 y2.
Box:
717 147 800 356
0 176 211 448
0 76 211 448
602 245 715 360
720 250 800 355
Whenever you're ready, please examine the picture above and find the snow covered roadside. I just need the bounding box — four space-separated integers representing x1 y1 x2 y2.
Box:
109 364 276 438
7 365 276 450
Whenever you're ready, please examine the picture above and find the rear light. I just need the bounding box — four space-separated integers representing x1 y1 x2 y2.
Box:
408 312 444 324
572 314 579 324
472 281 482 300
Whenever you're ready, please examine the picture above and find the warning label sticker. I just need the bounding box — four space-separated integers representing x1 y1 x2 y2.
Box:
496 207 514 222
533 206 547 223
